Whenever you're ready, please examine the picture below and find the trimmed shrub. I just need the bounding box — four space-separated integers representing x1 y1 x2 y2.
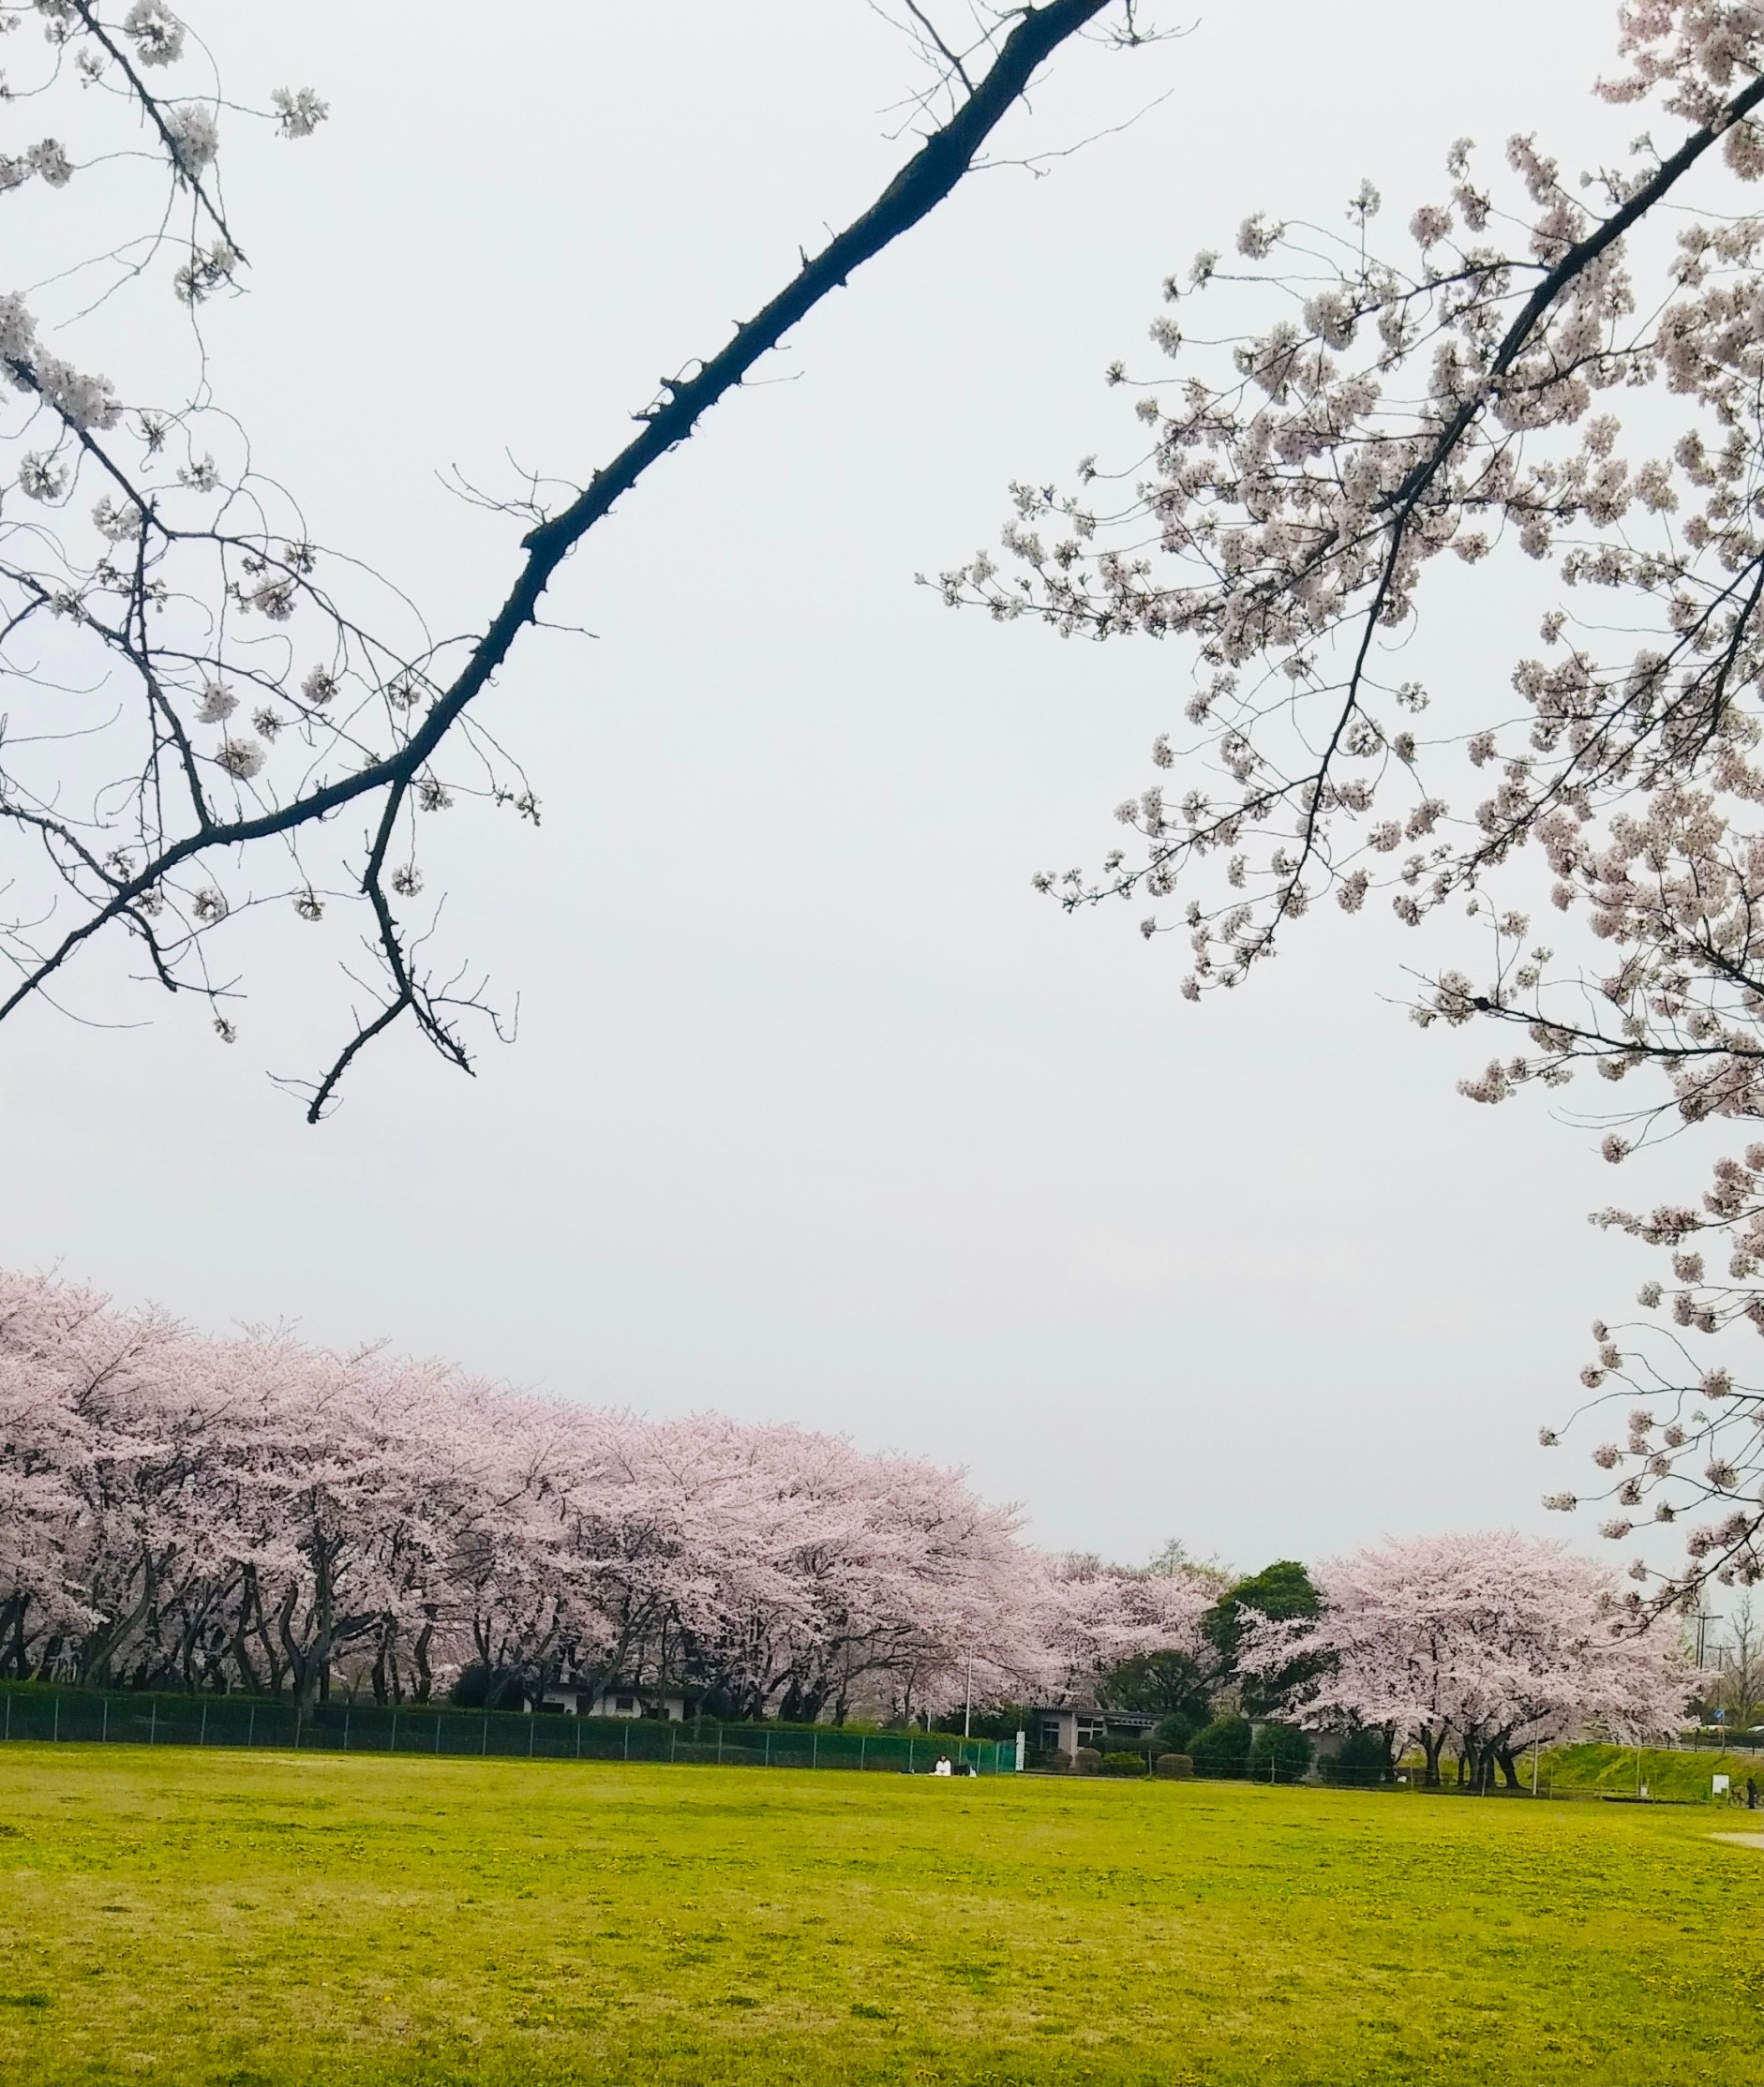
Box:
1248 1721 1314 1780
1188 1714 1252 1777
1072 1746 1102 1774
1154 1752 1194 1779
1042 1747 1071 1772
448 1662 524 1711
1321 1725 1392 1783
1153 1713 1199 1756
1100 1750 1146 1777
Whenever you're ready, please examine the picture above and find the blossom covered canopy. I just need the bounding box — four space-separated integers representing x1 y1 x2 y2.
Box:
1234 1531 1693 1769
0 1269 1206 1718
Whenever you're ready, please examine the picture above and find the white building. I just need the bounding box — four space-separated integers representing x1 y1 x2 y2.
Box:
1030 1703 1159 1757
531 1683 686 1721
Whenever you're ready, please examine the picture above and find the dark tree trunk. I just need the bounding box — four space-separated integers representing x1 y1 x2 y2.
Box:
78 1561 159 1686
0 1593 25 1680
275 1578 305 1704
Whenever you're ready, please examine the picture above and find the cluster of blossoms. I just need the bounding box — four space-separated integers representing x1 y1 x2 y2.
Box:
0 1269 1216 1718
1235 1532 1693 1783
946 0 1764 1604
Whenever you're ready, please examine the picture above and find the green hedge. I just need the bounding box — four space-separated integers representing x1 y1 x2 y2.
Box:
1100 1750 1148 1776
1248 1722 1314 1779
1188 1714 1252 1776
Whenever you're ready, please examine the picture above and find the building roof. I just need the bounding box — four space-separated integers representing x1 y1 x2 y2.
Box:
1029 1704 1158 1727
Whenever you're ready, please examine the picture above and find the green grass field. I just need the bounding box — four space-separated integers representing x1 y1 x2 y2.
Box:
0 1745 1758 2086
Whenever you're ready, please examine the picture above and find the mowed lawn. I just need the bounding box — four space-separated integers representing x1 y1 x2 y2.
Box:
0 1745 1758 2086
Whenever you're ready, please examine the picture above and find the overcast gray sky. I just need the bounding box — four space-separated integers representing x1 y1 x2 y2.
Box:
3 0 1683 1574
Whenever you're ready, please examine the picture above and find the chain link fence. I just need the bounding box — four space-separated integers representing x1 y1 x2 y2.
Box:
0 1684 1013 1774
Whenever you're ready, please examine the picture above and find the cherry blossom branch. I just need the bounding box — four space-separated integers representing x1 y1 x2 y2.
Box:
0 0 1129 1119
948 3 1764 1600
66 0 245 266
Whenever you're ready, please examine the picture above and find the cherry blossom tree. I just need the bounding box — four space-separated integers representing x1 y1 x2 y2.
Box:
947 1 1764 1604
0 1269 147 1678
0 0 1154 1119
1236 1532 1694 1787
1018 1549 1218 1707
3 1281 498 1707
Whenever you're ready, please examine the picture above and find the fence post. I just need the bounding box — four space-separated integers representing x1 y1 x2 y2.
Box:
716 1725 724 1765
670 1725 677 1764
390 1709 396 1753
576 1718 582 1762
149 1701 157 1747
765 1731 771 1768
812 1731 818 1770
435 1715 441 1754
529 1716 535 1760
623 1723 631 1763
101 1698 109 1745
293 1709 301 1752
53 1697 59 1744
343 1707 350 1752
247 1704 254 1749
481 1716 487 1758
860 1735 866 1772
200 1702 208 1748
908 1737 916 1774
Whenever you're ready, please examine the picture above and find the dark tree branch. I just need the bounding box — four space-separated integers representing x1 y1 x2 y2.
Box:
0 0 1121 1117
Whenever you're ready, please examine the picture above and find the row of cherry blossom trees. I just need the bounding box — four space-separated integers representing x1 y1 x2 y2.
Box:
0 1269 1214 1717
1 1273 1699 1765
1235 1533 1694 1786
